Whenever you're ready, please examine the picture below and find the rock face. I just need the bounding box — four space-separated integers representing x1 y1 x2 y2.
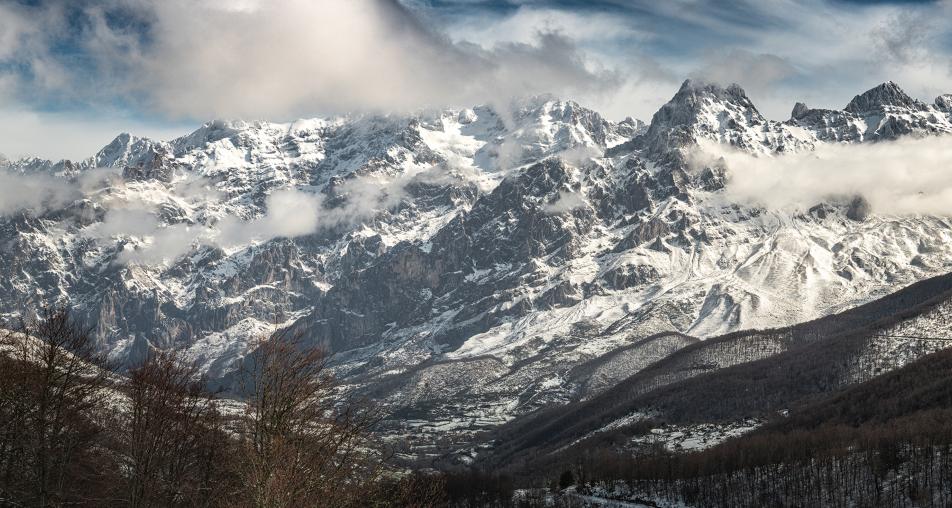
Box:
936 95 952 112
847 196 872 222
3 81 952 449
791 102 810 119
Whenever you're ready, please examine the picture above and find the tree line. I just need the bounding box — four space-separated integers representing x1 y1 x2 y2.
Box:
512 345 952 507
548 414 952 507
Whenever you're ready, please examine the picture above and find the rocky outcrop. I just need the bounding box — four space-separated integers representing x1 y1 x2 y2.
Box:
847 196 871 222
791 102 810 119
936 94 952 112
613 217 671 252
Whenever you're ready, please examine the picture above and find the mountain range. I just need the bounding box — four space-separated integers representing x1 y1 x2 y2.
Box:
4 79 952 464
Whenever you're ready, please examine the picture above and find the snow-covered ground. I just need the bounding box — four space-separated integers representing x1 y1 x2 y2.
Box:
630 419 764 452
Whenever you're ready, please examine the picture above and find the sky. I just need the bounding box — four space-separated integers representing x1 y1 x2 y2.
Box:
1 0 951 160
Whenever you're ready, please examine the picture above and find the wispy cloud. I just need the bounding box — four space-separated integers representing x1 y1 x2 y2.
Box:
0 170 78 216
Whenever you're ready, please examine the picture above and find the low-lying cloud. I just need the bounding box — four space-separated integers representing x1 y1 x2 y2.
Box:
0 170 79 215
91 166 459 265
100 184 375 265
215 190 322 250
692 136 952 216
542 190 587 215
0 164 128 217
0 154 466 266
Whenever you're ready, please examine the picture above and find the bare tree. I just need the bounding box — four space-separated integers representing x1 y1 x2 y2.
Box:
0 307 116 506
234 329 384 508
373 471 447 508
0 308 411 507
117 350 232 507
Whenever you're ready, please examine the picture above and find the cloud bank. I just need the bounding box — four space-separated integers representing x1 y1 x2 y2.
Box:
0 0 619 121
693 136 952 216
3 0 952 160
93 188 322 265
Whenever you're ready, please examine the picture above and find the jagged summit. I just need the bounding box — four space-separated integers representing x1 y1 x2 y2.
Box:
791 102 810 119
631 79 774 159
845 81 922 113
936 94 952 112
669 79 760 114
179 119 268 147
92 132 162 169
786 80 952 142
508 94 596 121
649 79 763 130
96 131 142 154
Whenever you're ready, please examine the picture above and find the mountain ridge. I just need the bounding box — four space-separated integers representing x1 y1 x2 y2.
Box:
2 80 952 460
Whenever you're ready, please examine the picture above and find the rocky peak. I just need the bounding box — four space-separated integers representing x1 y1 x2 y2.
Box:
684 80 757 107
844 81 922 114
660 80 761 130
791 102 810 119
92 133 162 169
789 82 952 143
2 156 55 175
509 95 612 139
635 79 767 161
935 94 952 112
615 117 647 138
176 119 247 149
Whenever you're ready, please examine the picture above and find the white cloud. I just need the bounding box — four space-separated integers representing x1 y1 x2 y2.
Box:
130 0 619 120
0 170 78 215
542 190 587 215
216 189 321 249
92 189 325 266
94 207 159 238
692 136 952 216
440 5 677 122
91 168 447 265
448 6 645 47
691 50 797 104
0 4 41 62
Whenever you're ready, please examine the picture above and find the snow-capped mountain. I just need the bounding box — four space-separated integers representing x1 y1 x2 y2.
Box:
3 80 952 453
